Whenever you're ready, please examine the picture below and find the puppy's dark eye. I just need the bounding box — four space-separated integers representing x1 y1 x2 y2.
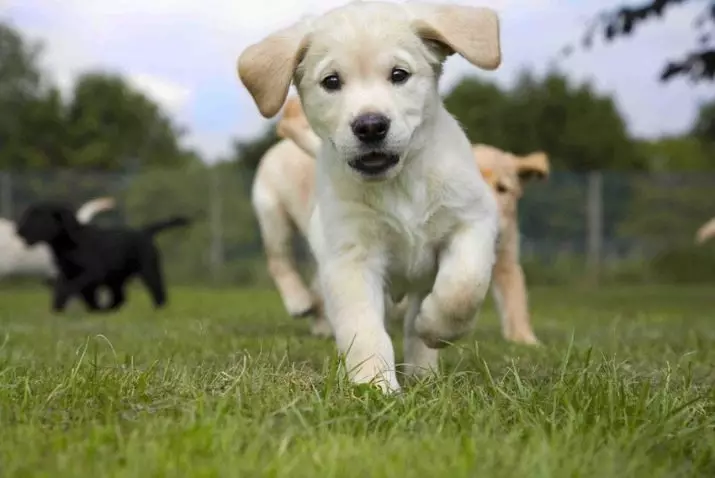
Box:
390 67 410 85
496 183 509 194
320 73 342 92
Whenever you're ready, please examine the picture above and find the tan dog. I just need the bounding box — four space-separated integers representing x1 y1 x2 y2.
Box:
253 96 549 345
695 217 715 244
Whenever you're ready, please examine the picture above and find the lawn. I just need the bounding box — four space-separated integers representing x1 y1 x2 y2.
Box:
1 284 714 477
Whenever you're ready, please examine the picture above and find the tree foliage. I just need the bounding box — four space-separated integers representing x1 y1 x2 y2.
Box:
0 21 191 171
559 0 715 82
64 72 190 170
445 70 644 171
692 99 715 149
229 123 279 177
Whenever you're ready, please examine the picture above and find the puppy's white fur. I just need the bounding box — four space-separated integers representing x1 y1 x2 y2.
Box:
0 197 115 280
239 1 501 392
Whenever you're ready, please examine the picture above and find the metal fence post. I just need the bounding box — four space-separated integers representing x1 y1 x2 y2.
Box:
586 171 603 285
1 172 13 219
209 167 224 283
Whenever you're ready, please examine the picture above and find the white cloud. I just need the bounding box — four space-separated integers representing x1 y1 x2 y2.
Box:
5 0 714 160
126 73 192 115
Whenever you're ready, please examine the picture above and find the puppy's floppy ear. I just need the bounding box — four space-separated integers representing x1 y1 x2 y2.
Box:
406 3 501 70
517 152 550 182
238 21 312 118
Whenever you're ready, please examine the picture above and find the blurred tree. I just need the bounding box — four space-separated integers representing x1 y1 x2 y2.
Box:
637 135 711 170
64 72 191 170
0 22 43 109
0 22 64 169
229 123 279 181
0 22 194 171
692 99 715 149
231 124 278 169
559 0 715 82
443 77 512 147
631 99 715 170
444 70 644 171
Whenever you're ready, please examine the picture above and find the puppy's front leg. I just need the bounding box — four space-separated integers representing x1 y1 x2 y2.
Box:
52 276 74 312
320 255 400 393
415 223 497 349
403 294 439 378
52 271 101 313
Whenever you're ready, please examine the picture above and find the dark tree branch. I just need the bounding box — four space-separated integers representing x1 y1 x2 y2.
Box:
559 0 715 82
661 49 715 81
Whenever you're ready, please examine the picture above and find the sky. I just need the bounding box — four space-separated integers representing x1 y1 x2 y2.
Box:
1 0 713 162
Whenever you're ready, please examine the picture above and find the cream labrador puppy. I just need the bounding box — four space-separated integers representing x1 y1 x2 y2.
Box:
255 96 549 345
239 1 501 392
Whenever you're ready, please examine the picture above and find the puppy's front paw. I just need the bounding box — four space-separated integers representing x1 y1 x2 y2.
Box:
505 330 541 346
414 294 476 349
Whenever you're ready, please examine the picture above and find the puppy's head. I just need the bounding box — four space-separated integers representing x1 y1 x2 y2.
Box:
475 145 550 230
16 202 81 246
239 1 501 182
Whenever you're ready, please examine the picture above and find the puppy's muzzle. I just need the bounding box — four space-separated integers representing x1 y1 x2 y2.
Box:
351 113 390 144
348 113 398 177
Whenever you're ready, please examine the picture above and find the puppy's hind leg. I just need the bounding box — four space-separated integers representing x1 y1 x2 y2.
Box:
80 286 102 312
108 283 127 311
137 245 167 309
252 188 315 318
308 273 332 338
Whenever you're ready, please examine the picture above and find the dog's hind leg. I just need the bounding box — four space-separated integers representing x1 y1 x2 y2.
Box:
137 246 167 308
80 286 102 312
491 258 540 345
308 273 332 337
252 187 315 318
108 283 127 310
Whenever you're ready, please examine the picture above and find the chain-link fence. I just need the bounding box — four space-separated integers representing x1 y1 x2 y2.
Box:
1 167 714 287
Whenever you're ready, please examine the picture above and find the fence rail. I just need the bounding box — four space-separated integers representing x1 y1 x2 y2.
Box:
1 167 714 286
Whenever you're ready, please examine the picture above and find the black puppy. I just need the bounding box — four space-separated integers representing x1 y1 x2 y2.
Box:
16 201 191 313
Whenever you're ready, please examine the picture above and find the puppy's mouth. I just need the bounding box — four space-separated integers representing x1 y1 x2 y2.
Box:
348 152 400 177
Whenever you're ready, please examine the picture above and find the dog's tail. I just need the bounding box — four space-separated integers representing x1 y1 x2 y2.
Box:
76 197 116 224
695 216 715 245
141 216 192 237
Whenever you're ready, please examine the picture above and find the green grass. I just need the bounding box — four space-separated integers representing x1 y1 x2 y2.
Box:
1 284 714 477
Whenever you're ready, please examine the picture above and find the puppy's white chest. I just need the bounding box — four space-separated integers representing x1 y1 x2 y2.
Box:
374 192 451 292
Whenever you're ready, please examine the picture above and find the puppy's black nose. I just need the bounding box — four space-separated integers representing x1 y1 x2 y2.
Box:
351 113 390 143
